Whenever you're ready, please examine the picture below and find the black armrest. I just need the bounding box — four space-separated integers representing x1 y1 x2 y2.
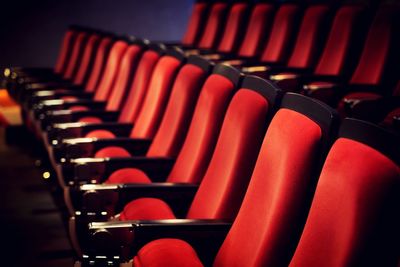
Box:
63 137 151 159
73 183 198 216
24 81 80 90
72 157 175 184
39 99 106 111
349 96 400 123
87 219 231 263
48 122 132 143
38 109 113 130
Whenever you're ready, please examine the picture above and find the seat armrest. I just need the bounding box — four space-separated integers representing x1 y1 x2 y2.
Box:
73 183 198 216
48 122 132 143
30 90 93 105
39 99 106 110
63 137 151 159
72 157 175 184
39 109 115 130
87 219 231 262
24 82 81 90
350 96 400 123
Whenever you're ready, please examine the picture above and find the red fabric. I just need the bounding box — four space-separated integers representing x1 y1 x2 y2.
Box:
289 138 400 266
238 3 274 57
198 3 228 49
85 130 116 138
69 106 89 111
130 55 181 139
85 37 114 92
73 34 101 86
105 45 142 111
287 5 329 68
94 146 131 158
214 108 322 266
54 30 75 74
182 3 208 46
187 89 269 220
78 116 102 123
60 96 78 101
133 239 203 267
260 4 300 63
63 32 88 80
349 6 394 85
106 168 152 184
217 3 248 53
166 74 235 184
315 6 363 75
146 64 206 158
93 41 128 101
337 92 381 116
119 198 176 221
119 50 160 123
383 107 400 126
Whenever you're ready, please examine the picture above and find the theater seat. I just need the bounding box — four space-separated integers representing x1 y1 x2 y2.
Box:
289 119 400 266
181 1 209 47
78 93 338 266
75 75 282 264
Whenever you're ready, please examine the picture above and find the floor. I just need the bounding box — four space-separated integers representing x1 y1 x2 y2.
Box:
0 126 74 267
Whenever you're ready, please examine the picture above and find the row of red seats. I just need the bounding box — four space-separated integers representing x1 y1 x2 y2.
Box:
2 1 399 266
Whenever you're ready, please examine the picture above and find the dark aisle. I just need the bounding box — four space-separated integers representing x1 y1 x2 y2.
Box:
0 127 73 267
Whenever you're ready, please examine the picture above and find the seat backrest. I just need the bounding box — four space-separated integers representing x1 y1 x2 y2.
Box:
260 3 302 64
61 31 90 81
84 35 114 93
186 76 282 221
197 2 229 50
182 1 209 46
213 93 338 267
314 5 365 75
129 48 185 139
166 64 241 184
93 39 129 101
289 118 400 267
54 27 77 74
146 56 212 158
349 5 399 85
287 4 330 68
118 44 165 123
237 3 275 58
105 38 145 111
216 2 249 54
72 33 102 86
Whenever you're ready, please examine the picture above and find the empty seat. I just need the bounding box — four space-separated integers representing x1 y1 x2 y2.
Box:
181 1 210 47
289 119 400 266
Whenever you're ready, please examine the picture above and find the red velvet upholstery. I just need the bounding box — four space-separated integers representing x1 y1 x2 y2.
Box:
313 5 364 76
216 3 248 53
62 31 89 80
119 50 161 123
290 138 400 266
237 3 274 58
85 129 116 139
128 55 182 139
95 146 132 158
120 198 176 220
84 37 114 93
197 3 228 50
93 40 129 101
54 29 76 74
133 239 203 267
182 2 208 46
260 4 300 64
72 34 102 86
105 44 143 111
286 5 329 68
106 168 152 184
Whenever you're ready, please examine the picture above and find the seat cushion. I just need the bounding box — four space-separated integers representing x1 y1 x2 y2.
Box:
78 116 103 123
95 146 131 158
133 238 204 267
85 129 116 138
120 198 176 220
69 105 89 111
106 168 152 184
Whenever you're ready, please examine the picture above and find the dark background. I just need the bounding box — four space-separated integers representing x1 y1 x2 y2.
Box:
0 0 194 68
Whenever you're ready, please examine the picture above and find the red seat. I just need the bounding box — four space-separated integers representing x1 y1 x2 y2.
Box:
181 1 209 47
127 93 338 267
289 118 400 266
